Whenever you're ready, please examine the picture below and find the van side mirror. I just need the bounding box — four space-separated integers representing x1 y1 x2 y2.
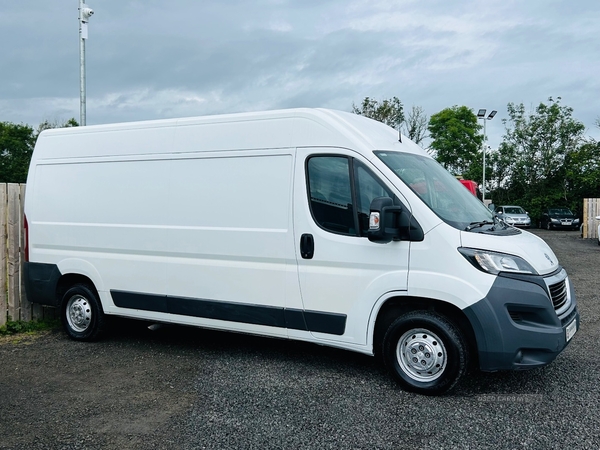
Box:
368 197 402 243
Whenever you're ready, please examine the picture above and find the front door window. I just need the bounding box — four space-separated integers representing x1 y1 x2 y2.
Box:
306 156 394 236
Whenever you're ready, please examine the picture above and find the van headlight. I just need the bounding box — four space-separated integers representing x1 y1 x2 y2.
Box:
458 248 538 275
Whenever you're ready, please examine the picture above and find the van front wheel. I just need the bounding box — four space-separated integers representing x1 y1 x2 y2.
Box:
61 284 105 341
382 311 467 395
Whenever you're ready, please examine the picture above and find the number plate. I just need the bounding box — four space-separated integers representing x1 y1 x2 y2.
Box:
566 319 577 342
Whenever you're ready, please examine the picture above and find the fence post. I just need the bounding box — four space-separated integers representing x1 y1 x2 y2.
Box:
19 184 33 322
583 198 600 240
7 183 21 321
583 199 588 238
0 184 7 326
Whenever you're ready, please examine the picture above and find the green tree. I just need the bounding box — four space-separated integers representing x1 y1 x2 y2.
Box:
0 122 36 183
492 97 586 220
484 142 517 205
564 139 600 201
427 106 483 177
352 97 404 130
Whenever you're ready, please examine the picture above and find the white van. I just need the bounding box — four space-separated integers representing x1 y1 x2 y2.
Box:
24 108 579 395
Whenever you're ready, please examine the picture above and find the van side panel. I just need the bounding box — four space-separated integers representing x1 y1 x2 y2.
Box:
164 152 297 314
31 149 302 337
30 159 170 300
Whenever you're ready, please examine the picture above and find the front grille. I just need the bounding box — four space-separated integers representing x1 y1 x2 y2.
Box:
549 279 568 311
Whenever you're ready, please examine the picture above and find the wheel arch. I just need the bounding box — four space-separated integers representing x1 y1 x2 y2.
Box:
55 259 104 303
371 295 478 366
56 273 100 307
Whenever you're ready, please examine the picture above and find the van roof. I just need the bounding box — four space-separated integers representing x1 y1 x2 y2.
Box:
33 108 427 161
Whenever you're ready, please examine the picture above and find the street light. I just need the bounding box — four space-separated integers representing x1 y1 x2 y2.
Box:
79 0 94 126
477 109 497 203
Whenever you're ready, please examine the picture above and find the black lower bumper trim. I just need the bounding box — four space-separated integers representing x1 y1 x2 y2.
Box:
23 262 62 307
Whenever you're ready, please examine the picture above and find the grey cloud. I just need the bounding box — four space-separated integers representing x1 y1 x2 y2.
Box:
1 0 599 145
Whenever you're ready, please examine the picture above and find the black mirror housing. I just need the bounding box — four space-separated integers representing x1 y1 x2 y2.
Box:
368 197 402 243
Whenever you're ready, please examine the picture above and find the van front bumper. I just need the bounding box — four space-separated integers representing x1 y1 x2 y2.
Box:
463 269 579 371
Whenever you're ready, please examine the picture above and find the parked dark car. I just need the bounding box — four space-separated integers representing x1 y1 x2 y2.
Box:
540 207 580 230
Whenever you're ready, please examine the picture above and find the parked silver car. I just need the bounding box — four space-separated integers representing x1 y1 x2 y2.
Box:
494 205 531 228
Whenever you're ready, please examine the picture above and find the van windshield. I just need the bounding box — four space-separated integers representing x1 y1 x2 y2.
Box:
374 151 496 231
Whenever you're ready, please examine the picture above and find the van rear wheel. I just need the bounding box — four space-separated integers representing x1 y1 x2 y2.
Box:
382 311 467 395
61 284 105 341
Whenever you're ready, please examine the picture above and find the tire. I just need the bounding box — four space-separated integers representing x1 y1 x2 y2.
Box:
382 311 468 396
61 284 105 341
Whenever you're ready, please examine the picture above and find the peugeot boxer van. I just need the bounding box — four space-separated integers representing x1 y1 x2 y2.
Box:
23 108 579 395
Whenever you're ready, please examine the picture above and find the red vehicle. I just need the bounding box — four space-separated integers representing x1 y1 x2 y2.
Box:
459 179 478 196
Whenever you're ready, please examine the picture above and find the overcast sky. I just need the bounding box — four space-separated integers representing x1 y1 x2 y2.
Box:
1 0 599 148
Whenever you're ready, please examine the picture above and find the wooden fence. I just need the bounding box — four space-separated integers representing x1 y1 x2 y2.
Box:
0 183 54 327
582 198 600 240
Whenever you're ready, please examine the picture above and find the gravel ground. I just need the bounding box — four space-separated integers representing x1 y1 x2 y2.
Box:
0 229 599 449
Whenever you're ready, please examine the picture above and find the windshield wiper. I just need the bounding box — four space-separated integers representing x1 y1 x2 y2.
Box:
465 220 495 231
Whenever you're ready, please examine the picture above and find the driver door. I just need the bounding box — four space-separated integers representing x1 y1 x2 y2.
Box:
292 148 410 346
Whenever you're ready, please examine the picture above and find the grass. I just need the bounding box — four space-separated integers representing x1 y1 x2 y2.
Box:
0 319 61 336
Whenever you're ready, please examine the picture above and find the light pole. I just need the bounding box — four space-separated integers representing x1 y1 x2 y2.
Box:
79 1 94 126
476 109 497 203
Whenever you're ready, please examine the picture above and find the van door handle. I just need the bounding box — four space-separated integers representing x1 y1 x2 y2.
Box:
300 234 314 259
